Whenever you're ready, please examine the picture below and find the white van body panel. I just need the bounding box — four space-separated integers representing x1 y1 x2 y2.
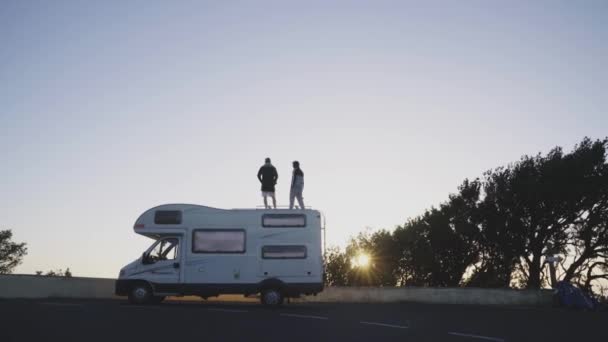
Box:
116 204 324 298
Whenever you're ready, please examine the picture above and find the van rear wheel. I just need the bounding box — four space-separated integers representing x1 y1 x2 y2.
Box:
128 283 152 305
261 289 284 307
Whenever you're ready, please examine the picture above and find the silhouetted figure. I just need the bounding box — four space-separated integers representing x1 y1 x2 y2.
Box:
257 157 278 209
289 161 305 209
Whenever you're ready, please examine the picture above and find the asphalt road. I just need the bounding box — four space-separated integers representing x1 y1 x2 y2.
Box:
1 299 606 342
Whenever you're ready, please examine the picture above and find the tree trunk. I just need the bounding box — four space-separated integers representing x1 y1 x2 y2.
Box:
548 262 557 287
526 254 542 289
563 249 592 283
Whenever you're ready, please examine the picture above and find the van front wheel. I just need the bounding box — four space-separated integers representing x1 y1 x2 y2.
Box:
128 283 152 305
261 289 284 306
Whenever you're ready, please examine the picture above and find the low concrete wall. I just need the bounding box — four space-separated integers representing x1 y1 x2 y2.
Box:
0 274 117 299
0 274 553 305
295 286 554 306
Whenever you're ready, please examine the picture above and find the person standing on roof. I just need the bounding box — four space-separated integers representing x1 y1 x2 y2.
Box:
258 157 278 209
289 161 305 209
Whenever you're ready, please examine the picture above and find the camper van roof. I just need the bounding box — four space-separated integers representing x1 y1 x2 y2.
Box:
133 203 320 238
140 203 316 213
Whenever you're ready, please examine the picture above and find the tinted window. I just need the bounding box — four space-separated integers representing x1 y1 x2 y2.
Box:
154 210 182 225
192 230 246 253
262 245 307 259
262 214 306 228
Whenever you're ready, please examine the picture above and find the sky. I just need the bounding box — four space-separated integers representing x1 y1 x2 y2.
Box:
1 0 607 278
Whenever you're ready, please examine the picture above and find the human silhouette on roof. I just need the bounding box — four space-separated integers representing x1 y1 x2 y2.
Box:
290 160 305 209
257 157 278 209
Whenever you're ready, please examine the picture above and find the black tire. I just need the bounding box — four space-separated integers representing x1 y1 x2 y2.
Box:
261 288 284 307
128 282 153 305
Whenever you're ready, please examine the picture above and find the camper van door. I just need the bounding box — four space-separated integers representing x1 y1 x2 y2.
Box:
139 236 182 290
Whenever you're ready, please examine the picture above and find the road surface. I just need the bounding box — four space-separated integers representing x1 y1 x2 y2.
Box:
0 299 605 341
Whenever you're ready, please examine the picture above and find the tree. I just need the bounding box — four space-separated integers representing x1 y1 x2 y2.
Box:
346 230 401 286
510 138 606 289
0 229 27 274
556 138 608 289
470 137 608 289
324 230 402 287
364 230 401 286
327 137 608 294
395 179 481 287
324 246 351 286
468 167 528 287
35 268 73 277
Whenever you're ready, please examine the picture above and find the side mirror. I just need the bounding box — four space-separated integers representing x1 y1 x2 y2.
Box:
142 252 151 265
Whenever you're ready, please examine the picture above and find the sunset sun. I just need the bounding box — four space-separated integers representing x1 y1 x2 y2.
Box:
352 253 371 268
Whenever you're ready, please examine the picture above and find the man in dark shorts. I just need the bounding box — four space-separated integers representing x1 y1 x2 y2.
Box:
257 157 278 209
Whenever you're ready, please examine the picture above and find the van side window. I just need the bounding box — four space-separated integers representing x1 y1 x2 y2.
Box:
147 238 178 263
262 214 306 228
192 230 246 253
262 245 307 259
154 210 182 225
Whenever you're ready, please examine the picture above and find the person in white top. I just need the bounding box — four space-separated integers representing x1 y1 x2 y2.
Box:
289 161 305 209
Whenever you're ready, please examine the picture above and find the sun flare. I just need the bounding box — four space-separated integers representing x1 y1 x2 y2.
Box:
351 253 371 268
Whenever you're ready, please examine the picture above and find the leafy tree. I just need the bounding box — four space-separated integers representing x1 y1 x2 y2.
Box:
324 230 401 287
326 137 608 294
393 217 433 286
557 138 608 287
364 230 401 286
35 268 73 277
395 179 481 287
467 167 527 287
345 230 400 286
0 229 27 274
468 137 608 289
324 246 351 286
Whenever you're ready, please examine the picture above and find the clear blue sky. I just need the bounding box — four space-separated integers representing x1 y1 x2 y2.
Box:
1 1 607 278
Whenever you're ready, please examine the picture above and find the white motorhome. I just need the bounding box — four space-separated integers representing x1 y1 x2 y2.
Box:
115 204 324 306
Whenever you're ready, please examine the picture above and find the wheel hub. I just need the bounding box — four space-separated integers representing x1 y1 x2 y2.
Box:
265 291 279 305
134 287 147 299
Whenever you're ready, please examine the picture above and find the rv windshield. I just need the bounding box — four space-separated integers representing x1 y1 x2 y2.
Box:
147 238 178 263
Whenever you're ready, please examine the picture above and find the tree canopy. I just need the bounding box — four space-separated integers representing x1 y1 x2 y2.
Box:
325 137 608 295
0 229 28 274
